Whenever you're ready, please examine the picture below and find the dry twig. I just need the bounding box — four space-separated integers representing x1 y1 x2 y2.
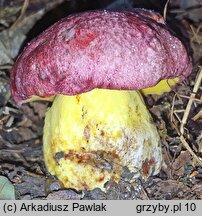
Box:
192 110 202 121
163 0 170 21
10 0 29 30
190 24 202 45
170 67 202 167
180 68 202 135
171 120 202 167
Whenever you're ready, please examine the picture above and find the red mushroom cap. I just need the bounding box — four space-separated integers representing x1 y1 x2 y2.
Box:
10 9 192 104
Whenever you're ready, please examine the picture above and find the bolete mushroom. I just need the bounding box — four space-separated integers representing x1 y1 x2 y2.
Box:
10 9 192 191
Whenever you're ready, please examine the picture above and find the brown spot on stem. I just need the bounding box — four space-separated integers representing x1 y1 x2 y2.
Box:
142 157 156 177
75 95 80 103
84 125 90 142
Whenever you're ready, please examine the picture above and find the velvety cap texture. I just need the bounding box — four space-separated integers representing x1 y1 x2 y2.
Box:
11 9 192 104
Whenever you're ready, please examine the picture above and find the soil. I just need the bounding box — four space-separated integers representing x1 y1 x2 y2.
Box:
0 0 201 200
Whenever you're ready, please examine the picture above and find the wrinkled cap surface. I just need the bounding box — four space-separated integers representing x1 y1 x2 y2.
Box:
10 9 192 104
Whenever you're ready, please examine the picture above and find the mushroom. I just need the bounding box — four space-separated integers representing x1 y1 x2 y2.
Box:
10 9 192 190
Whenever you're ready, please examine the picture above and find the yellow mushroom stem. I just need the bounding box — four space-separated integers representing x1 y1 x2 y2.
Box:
43 89 162 191
141 77 179 95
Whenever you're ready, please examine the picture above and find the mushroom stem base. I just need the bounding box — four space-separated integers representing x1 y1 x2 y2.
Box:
43 89 162 191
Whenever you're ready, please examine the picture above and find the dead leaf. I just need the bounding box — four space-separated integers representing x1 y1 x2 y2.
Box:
172 151 192 176
0 176 15 200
